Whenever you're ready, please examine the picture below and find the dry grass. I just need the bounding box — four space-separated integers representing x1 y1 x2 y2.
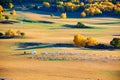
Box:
0 12 120 80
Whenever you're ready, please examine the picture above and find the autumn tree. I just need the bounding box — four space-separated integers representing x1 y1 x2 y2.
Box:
73 34 99 47
9 3 14 8
0 5 4 12
65 2 72 11
81 12 86 17
11 10 16 15
16 30 21 36
43 2 50 8
80 2 84 6
57 1 64 5
5 15 10 20
114 6 120 14
60 13 67 19
86 37 98 46
5 29 15 37
0 11 3 19
116 2 120 7
87 0 93 3
73 34 86 47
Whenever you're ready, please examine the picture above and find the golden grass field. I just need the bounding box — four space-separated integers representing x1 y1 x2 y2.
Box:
0 12 120 80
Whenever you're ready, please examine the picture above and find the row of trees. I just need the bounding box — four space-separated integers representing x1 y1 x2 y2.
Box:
42 1 120 18
0 29 25 38
0 5 16 20
73 34 120 48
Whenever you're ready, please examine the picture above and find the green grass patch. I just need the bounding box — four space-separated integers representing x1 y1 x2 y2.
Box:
99 71 120 77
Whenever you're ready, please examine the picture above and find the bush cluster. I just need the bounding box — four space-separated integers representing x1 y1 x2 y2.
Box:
0 29 25 38
73 34 98 47
110 38 120 48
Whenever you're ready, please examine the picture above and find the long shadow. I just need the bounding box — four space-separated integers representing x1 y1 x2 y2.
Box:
63 24 94 29
0 36 14 39
86 44 118 50
17 42 75 50
16 42 120 50
22 19 54 24
0 20 19 24
112 34 120 36
94 22 120 25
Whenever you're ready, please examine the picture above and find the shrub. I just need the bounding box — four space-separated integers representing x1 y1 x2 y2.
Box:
43 2 50 8
60 13 67 19
11 10 16 15
20 32 25 37
110 38 120 48
76 22 85 28
5 15 10 20
0 32 4 37
16 30 21 36
114 7 120 14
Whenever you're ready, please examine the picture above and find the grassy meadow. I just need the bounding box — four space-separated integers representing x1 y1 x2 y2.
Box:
0 7 120 80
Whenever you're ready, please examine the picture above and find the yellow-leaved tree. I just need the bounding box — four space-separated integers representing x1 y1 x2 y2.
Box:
81 12 86 17
5 29 15 36
73 34 99 47
16 30 21 36
9 3 14 9
11 10 16 15
0 11 3 19
57 1 64 5
60 13 67 19
43 2 50 8
86 37 98 46
73 34 86 47
0 5 4 11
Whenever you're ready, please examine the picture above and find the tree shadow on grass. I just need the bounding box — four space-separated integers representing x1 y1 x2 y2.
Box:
0 20 19 24
22 19 54 24
94 21 120 25
63 24 94 29
86 44 115 50
16 42 75 50
16 42 120 51
112 34 120 36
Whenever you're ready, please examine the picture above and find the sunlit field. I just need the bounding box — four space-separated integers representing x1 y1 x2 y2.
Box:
0 0 120 80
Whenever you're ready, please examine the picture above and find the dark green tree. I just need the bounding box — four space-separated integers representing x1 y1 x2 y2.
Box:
5 15 10 20
110 38 120 48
